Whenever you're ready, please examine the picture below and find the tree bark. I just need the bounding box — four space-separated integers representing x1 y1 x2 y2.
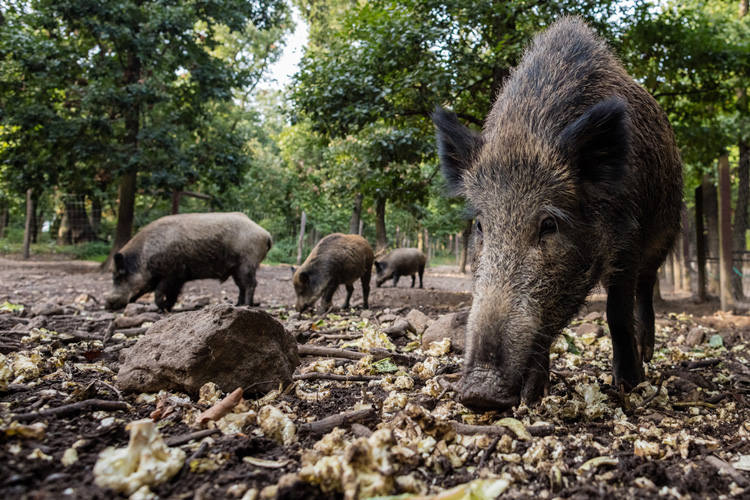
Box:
0 205 7 239
349 193 363 234
59 195 98 244
22 189 33 260
703 175 720 294
695 185 707 302
718 154 735 311
375 197 387 252
296 211 307 266
682 203 692 294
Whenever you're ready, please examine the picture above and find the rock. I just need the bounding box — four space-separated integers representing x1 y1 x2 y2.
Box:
29 302 64 317
685 327 705 347
117 304 299 396
379 313 399 323
287 312 301 321
573 323 604 337
113 313 163 329
123 303 148 317
360 310 374 320
12 316 47 332
583 311 604 322
383 318 416 338
405 309 432 334
421 311 469 353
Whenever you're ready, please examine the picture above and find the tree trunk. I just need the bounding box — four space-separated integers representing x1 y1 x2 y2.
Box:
30 193 40 244
103 44 142 270
695 185 707 302
349 193 363 234
424 229 430 263
91 195 102 235
22 189 33 260
718 154 735 311
297 211 307 266
375 198 387 252
681 203 692 294
59 195 98 244
703 175 720 294
0 205 7 239
459 219 472 274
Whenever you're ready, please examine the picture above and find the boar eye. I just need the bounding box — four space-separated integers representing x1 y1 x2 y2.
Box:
474 220 483 234
540 217 557 239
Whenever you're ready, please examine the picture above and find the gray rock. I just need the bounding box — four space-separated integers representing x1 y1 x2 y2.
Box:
405 309 432 334
113 313 162 329
29 302 64 317
383 318 416 338
583 311 604 322
117 304 299 396
421 311 469 353
573 323 604 337
685 327 705 347
123 303 149 317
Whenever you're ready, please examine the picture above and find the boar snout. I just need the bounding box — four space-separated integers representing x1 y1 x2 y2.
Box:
459 367 521 411
104 294 128 311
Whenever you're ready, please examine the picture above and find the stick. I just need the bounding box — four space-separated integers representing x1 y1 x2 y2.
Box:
293 373 378 382
196 387 244 426
297 345 367 360
681 358 721 370
706 455 750 487
11 399 130 422
451 422 555 438
637 375 665 409
672 401 717 409
298 408 378 435
314 333 363 340
477 435 501 472
165 428 221 447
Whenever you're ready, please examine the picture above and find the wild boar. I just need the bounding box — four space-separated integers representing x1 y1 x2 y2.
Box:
293 233 374 314
374 248 427 288
434 17 683 410
105 212 272 311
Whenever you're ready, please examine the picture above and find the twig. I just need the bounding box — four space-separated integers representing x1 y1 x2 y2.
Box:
11 399 130 422
681 358 721 370
293 373 378 382
706 455 750 487
672 401 717 409
477 436 501 472
196 387 244 426
298 408 378 435
297 345 367 360
165 428 221 447
637 375 665 409
102 321 116 344
96 380 123 400
705 392 734 405
451 422 555 438
551 370 577 398
314 333 364 340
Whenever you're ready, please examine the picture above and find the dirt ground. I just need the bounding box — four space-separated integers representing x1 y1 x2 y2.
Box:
0 259 748 499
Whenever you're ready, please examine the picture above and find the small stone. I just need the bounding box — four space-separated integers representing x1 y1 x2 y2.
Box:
421 311 468 353
29 302 64 317
574 323 604 337
583 311 604 322
685 327 704 347
123 303 148 317
405 309 432 334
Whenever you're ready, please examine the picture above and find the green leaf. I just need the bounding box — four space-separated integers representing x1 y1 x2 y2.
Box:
709 334 724 349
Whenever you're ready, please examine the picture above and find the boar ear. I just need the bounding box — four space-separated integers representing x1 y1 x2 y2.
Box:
297 271 309 284
374 261 382 273
434 107 481 195
114 253 125 271
290 266 295 275
559 97 631 187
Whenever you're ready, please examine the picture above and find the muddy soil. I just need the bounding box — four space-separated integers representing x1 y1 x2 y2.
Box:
0 260 748 499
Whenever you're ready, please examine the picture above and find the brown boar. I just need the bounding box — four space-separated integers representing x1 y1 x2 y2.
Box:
105 212 272 311
293 233 374 314
374 248 427 288
434 17 683 410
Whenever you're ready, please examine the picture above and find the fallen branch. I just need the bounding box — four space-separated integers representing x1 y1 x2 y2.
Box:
314 333 364 340
370 348 421 366
706 455 750 487
705 392 734 405
165 428 221 447
672 401 717 409
297 345 367 360
113 327 149 337
11 399 130 422
298 408 378 435
293 373 378 382
681 358 721 370
451 422 555 439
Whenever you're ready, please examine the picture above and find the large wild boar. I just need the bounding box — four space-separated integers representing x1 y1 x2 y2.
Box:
105 212 272 311
374 248 427 288
434 17 682 410
293 233 374 314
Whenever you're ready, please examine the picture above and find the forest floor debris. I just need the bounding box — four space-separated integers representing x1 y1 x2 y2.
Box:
0 263 748 499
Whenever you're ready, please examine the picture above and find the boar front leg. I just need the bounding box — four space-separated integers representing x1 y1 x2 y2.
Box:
361 268 371 309
635 269 658 362
606 274 645 390
154 279 182 312
343 284 354 309
418 264 424 288
233 266 259 306
317 284 338 315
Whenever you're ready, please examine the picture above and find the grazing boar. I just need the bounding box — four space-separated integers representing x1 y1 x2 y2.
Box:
434 17 683 410
293 233 374 314
374 248 427 288
105 212 272 311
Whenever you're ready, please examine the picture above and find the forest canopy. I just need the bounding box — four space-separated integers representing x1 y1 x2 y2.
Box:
0 0 748 281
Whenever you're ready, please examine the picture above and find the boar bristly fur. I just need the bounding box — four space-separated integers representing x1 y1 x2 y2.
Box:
374 248 427 288
105 212 272 311
293 234 374 314
434 17 682 411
